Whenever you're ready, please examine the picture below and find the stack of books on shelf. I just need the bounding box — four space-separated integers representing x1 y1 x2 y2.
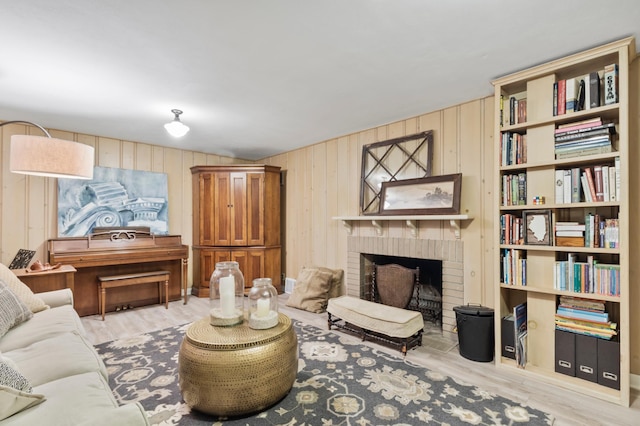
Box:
500 92 527 127
555 296 617 340
554 117 616 159
500 132 527 166
554 253 621 296
552 64 618 116
555 221 585 247
501 172 526 206
500 248 526 286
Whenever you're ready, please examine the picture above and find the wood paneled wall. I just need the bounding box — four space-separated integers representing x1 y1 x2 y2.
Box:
0 122 247 281
262 96 495 307
3 86 639 375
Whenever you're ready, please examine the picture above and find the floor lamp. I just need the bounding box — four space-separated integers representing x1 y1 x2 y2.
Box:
0 120 94 180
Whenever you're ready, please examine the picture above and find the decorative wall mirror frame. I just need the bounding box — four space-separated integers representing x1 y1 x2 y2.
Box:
360 130 434 215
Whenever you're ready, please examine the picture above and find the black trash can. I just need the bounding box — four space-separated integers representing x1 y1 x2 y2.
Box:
453 304 495 362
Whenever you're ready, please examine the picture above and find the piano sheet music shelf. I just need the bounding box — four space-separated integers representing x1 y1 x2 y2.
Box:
48 227 189 317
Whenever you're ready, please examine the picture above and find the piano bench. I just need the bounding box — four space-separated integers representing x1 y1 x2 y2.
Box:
97 270 170 320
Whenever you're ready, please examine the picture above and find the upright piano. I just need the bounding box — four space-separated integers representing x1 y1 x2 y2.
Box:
48 227 189 317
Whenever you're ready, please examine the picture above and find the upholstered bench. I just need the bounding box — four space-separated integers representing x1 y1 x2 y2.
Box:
327 295 424 356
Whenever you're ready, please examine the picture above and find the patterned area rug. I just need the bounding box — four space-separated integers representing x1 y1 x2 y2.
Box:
95 321 554 425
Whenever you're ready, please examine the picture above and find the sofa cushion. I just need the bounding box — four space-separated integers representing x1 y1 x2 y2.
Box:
285 268 333 313
0 305 85 353
0 385 46 421
0 280 33 338
0 355 45 421
0 263 47 313
0 371 148 425
6 330 108 386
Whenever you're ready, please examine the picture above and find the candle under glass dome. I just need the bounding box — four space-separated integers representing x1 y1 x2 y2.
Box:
209 261 244 326
248 278 279 329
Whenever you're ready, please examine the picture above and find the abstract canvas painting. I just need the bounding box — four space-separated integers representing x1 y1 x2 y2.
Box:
57 166 169 237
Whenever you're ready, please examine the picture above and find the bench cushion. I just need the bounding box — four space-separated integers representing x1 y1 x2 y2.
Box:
327 296 424 338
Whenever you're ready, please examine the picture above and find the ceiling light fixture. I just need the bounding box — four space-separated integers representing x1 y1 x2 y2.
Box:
0 120 94 180
164 109 190 137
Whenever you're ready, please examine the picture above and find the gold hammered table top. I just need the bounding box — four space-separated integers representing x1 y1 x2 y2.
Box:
185 313 292 351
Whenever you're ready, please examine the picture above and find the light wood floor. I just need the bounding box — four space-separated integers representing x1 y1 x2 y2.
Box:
81 295 639 426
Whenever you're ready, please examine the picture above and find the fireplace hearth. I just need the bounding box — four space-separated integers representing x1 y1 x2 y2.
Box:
346 236 464 334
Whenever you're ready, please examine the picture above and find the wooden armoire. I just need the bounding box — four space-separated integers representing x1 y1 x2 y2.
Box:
191 165 282 297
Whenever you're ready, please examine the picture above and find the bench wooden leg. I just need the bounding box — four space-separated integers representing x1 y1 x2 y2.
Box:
100 286 106 321
164 278 169 309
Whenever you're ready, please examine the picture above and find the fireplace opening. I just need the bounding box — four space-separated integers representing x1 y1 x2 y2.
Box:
361 254 443 327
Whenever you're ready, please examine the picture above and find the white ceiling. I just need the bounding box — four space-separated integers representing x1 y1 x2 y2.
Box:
1 1 639 160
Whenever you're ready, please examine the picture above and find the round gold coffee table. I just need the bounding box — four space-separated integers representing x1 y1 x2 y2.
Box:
178 313 298 417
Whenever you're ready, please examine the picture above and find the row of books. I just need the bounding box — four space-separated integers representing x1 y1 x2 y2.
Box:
555 296 617 340
553 254 621 296
554 159 620 205
554 118 616 159
500 213 523 245
499 93 527 127
501 172 526 206
552 64 618 116
500 249 526 286
500 132 527 166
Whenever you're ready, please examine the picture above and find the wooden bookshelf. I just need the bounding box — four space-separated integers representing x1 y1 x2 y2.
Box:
492 37 635 406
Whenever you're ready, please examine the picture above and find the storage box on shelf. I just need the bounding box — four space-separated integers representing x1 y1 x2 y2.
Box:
492 37 634 406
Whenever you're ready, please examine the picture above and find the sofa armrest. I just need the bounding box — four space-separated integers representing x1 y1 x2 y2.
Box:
36 288 74 308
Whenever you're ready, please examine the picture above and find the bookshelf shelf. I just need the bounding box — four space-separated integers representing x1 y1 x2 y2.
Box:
499 284 621 302
493 37 634 407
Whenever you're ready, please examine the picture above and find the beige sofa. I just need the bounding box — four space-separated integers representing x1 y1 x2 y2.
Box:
0 278 148 425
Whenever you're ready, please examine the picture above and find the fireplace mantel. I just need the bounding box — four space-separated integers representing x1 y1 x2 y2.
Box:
332 214 472 238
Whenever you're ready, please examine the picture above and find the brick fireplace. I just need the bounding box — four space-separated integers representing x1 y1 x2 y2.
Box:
344 235 464 334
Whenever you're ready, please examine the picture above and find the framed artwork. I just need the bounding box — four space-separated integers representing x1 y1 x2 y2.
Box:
360 131 433 215
379 173 462 215
523 210 552 245
57 166 169 237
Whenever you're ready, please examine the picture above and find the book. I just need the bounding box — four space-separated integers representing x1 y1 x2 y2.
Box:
593 165 604 202
554 123 615 140
552 82 558 116
554 118 604 134
580 173 593 202
556 223 586 231
513 303 527 368
565 78 578 113
615 156 621 201
555 144 613 159
583 73 591 110
563 169 571 204
575 78 586 111
555 169 565 204
608 165 617 202
589 71 601 107
571 167 581 203
602 165 610 202
557 79 566 115
584 168 597 202
604 63 619 105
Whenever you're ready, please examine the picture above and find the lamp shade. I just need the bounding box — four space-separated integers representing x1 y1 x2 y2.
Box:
164 120 190 137
164 109 190 137
10 135 95 179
